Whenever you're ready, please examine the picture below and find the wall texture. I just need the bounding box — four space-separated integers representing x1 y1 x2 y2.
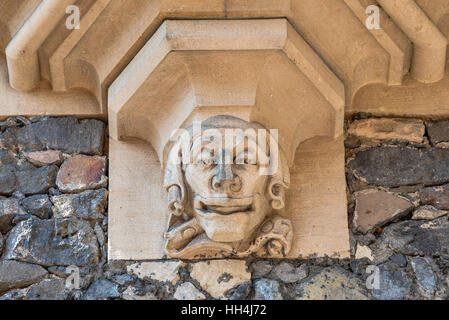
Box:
0 115 448 300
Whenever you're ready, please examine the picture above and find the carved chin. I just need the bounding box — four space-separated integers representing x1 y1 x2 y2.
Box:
194 198 265 242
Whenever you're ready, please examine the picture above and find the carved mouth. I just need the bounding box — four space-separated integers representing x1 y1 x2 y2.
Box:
195 198 253 216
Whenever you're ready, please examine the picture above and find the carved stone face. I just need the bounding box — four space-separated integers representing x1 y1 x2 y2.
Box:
163 115 292 258
184 132 271 242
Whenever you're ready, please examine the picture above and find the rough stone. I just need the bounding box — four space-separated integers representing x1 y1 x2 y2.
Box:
389 254 408 267
94 222 105 247
0 260 48 293
122 286 157 300
174 282 206 300
16 165 58 195
0 117 105 155
426 120 449 145
190 260 251 299
376 217 449 259
22 150 63 166
353 189 413 233
273 262 307 283
348 147 449 187
348 118 425 144
295 268 369 300
226 282 251 300
51 189 108 221
0 232 3 256
111 274 134 286
419 184 449 210
3 217 99 267
127 261 184 285
251 261 273 278
56 155 107 193
0 198 21 233
21 194 52 219
24 278 68 300
412 205 449 220
355 245 374 261
372 264 412 300
253 279 283 300
84 279 120 300
0 150 58 195
411 257 436 293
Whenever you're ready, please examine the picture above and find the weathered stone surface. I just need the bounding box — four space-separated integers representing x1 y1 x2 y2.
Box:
122 286 157 300
21 194 52 219
17 165 58 195
3 218 99 267
0 117 105 155
353 190 413 234
273 262 307 283
226 282 251 300
127 261 184 285
355 245 374 261
24 278 68 300
0 150 58 195
348 118 425 144
426 120 449 145
23 150 63 167
84 279 120 300
0 232 3 256
412 205 449 220
51 189 108 221
376 217 449 259
372 264 412 300
419 184 449 210
411 257 436 294
190 260 251 299
0 198 21 233
389 254 408 267
295 268 369 300
349 147 449 187
110 274 134 286
253 279 283 300
174 282 206 300
56 155 107 193
250 261 273 278
0 260 48 293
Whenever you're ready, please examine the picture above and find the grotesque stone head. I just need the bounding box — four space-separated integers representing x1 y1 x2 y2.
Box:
163 115 292 258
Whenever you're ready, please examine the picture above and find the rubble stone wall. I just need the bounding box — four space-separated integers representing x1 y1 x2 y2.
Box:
0 115 448 300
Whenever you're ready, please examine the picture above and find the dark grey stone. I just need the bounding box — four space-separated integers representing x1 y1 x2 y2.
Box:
348 147 449 187
21 194 52 219
253 279 283 300
51 189 107 222
273 262 307 283
0 260 48 293
0 150 57 195
226 282 251 300
426 121 449 145
84 279 120 300
0 198 21 233
372 264 412 300
411 257 436 293
111 274 134 286
389 254 407 267
0 117 105 155
250 261 273 278
25 278 68 300
377 217 449 259
3 217 99 267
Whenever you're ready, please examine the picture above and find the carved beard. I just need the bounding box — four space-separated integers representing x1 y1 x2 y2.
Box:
164 212 293 259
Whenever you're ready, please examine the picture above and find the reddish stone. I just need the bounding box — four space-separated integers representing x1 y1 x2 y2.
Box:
23 150 63 166
56 155 107 193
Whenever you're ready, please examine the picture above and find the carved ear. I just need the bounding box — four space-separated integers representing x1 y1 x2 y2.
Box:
268 150 290 210
164 140 187 218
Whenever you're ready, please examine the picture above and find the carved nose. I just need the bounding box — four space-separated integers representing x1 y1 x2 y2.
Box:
211 164 242 193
